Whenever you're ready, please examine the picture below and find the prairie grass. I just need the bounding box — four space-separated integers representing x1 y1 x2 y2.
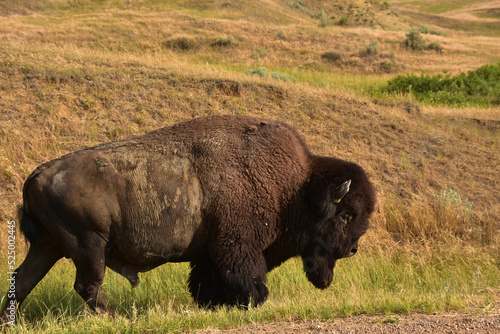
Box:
0 0 499 332
1 244 498 333
394 0 486 14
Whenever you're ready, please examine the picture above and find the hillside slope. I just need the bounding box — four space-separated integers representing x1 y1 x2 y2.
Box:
0 0 499 332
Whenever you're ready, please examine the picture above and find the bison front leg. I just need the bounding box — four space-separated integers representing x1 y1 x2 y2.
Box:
188 260 227 307
211 243 269 308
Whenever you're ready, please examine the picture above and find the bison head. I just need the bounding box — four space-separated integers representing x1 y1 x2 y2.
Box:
301 158 375 289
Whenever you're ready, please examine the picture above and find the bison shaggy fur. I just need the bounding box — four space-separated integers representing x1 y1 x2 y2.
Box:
1 115 375 322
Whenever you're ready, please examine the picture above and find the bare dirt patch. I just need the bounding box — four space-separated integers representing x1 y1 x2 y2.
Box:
195 313 500 334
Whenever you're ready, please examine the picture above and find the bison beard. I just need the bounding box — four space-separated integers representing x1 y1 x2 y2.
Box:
1 115 375 323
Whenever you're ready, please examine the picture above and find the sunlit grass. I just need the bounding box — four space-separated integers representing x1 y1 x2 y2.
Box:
389 0 488 14
213 62 391 91
1 0 500 332
1 244 498 333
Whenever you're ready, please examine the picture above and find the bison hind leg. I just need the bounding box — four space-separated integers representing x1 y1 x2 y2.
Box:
71 237 115 316
1 235 63 324
73 266 114 316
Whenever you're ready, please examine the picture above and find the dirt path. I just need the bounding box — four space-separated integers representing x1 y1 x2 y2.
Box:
195 313 500 333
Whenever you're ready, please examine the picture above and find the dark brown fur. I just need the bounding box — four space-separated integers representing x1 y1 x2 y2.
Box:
1 115 375 323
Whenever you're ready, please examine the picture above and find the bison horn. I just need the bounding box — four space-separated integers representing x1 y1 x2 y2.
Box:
332 180 351 204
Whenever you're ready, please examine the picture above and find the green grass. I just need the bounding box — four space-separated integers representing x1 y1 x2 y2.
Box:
474 9 500 20
1 0 500 332
2 244 498 333
395 0 488 14
399 9 500 37
235 63 390 90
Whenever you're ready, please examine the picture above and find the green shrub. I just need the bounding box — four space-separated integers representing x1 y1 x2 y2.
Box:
212 36 235 47
418 25 448 37
246 67 268 77
289 0 324 19
376 60 398 73
427 41 443 53
312 8 325 20
318 11 332 27
270 71 294 81
338 16 349 26
321 51 342 62
163 37 198 51
434 187 474 223
246 67 295 82
362 41 380 56
382 63 500 107
251 49 268 60
404 29 427 51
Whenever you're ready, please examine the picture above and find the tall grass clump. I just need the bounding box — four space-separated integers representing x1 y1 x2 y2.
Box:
433 187 474 234
380 63 500 107
376 185 496 245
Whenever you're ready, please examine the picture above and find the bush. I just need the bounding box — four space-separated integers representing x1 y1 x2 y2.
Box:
362 41 380 57
246 67 268 77
418 25 448 37
289 0 324 20
212 36 235 47
338 16 349 26
321 51 342 62
251 49 269 60
163 37 198 51
375 61 398 73
427 42 443 53
246 67 295 82
382 63 500 107
318 11 332 27
404 29 427 51
270 71 294 82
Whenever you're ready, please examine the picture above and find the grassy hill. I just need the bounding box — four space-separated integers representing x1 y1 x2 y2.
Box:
0 0 499 332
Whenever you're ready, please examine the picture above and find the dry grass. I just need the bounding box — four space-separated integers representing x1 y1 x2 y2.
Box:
0 0 499 331
422 105 500 121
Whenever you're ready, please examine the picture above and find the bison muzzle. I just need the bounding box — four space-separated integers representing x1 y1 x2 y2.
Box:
1 115 375 323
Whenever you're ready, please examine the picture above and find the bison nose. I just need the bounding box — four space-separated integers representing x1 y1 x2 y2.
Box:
349 247 357 257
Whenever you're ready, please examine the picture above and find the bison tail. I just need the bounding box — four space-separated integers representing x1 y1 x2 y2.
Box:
18 204 39 246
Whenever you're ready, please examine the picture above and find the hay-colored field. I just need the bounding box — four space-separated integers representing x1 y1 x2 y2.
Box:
0 0 499 332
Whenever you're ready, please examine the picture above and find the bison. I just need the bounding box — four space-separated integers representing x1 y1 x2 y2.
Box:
1 115 375 323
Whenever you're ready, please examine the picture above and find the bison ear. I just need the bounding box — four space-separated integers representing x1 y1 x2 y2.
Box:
332 180 351 204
